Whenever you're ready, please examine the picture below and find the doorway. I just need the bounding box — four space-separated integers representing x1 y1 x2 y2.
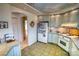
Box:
21 16 28 49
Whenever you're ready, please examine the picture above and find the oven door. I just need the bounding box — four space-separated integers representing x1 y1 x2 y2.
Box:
58 35 70 52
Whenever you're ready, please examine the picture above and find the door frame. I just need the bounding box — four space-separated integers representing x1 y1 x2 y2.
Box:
21 16 28 45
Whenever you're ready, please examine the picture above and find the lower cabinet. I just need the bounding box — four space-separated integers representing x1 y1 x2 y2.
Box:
69 42 79 56
48 32 59 44
6 45 21 56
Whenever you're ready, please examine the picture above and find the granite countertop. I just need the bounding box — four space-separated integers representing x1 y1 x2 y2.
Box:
0 41 18 56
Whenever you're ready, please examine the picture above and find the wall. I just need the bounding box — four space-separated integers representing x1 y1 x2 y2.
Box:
27 14 37 45
0 4 13 41
11 6 37 46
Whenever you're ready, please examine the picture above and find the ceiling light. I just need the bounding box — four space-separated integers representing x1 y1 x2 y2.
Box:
56 15 60 17
64 13 69 16
38 16 43 20
51 15 55 18
71 10 78 14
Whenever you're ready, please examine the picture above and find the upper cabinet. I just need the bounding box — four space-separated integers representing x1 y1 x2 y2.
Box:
63 13 71 23
38 9 79 28
70 10 79 22
50 15 56 27
50 15 64 27
57 9 79 25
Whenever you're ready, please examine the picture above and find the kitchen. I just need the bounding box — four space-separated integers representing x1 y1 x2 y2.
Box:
0 3 79 56
31 3 79 56
37 11 79 55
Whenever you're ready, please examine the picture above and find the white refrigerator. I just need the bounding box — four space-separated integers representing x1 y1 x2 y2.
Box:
37 21 49 43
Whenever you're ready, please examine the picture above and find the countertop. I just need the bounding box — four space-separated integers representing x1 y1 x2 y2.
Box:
0 41 18 56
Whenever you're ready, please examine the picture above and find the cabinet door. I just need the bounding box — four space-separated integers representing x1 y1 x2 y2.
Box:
70 11 79 22
70 42 79 56
52 33 58 44
48 33 58 44
48 33 52 42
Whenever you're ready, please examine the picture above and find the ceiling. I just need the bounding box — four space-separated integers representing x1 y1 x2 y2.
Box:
27 3 79 15
10 3 43 15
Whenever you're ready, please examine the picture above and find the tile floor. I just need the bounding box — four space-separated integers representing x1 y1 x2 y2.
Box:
21 42 69 56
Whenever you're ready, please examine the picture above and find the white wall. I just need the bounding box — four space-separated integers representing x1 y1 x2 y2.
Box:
27 14 37 45
0 4 13 40
11 6 37 46
0 4 37 46
11 14 23 42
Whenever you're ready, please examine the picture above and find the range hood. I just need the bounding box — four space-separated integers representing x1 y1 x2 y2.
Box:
61 23 79 29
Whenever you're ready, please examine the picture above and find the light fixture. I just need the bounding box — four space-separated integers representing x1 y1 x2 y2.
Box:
64 13 69 16
71 10 78 14
56 15 60 17
39 16 43 20
51 15 55 18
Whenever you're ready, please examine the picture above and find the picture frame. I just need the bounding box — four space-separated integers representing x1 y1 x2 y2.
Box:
0 21 8 29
